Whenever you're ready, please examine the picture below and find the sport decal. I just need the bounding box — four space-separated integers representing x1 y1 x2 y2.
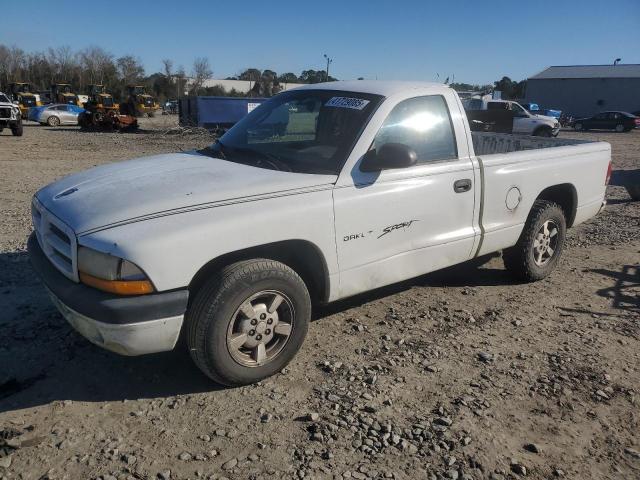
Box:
377 220 419 239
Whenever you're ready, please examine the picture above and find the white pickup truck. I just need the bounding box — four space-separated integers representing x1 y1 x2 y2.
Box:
29 81 611 386
0 92 24 136
465 97 560 137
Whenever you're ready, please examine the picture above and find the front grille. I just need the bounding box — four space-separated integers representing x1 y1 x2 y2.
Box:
31 197 78 282
0 107 11 119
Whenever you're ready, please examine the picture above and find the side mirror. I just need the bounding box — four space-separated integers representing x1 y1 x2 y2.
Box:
360 143 417 172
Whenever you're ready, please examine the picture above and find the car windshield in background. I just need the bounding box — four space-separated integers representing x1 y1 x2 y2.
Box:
215 90 383 174
0 95 9 103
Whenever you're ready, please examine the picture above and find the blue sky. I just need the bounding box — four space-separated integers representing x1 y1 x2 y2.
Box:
4 0 639 84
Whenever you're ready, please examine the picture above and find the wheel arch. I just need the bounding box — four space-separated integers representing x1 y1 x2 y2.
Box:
535 183 578 227
188 239 331 305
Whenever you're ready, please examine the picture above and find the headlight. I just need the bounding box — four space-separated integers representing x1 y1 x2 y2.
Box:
77 246 154 295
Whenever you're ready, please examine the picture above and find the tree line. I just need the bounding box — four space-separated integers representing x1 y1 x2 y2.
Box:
0 44 341 102
0 43 526 102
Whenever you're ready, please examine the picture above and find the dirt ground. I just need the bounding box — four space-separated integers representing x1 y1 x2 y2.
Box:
0 117 638 480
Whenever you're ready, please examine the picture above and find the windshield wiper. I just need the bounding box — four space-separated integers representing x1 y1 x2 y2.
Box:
223 145 291 172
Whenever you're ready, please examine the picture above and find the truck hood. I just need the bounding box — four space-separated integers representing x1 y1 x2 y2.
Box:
36 151 337 235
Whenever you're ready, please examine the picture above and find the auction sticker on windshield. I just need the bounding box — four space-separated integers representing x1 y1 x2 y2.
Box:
325 97 370 110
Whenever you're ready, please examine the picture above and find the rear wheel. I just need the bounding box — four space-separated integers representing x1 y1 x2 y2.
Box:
573 122 583 131
186 259 311 386
47 115 60 127
503 200 566 282
626 184 640 201
615 124 624 133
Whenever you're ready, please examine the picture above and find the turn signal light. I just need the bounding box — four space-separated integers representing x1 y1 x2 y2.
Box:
79 272 154 296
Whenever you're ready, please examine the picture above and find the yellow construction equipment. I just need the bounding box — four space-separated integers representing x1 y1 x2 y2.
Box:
123 85 160 117
9 83 41 119
78 84 138 131
51 84 82 106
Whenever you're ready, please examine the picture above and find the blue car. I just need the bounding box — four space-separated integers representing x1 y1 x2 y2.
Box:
31 104 85 126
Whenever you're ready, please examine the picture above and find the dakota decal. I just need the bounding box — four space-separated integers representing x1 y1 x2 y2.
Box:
343 231 373 242
343 221 418 241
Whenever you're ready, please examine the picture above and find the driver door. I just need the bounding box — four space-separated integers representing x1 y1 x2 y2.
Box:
333 94 476 298
511 104 531 134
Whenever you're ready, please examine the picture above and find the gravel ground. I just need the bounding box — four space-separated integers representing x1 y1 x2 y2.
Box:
0 117 638 480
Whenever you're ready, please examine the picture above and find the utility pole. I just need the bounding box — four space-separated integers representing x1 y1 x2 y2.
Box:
323 54 333 82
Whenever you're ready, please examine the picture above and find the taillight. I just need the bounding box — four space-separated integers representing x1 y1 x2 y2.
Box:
605 161 612 185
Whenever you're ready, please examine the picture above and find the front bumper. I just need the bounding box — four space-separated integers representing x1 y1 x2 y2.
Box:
28 233 189 355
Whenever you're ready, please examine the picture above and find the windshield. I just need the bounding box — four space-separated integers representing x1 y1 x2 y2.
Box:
214 89 383 174
0 94 9 103
20 95 37 107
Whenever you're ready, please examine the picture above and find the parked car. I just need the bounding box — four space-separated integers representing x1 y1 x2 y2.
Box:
37 104 85 126
29 81 611 386
0 91 23 136
162 100 178 115
572 111 638 132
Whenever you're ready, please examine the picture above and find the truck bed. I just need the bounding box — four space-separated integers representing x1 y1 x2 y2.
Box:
472 132 593 156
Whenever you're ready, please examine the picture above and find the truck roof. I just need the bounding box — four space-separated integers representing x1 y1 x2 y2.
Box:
293 80 451 97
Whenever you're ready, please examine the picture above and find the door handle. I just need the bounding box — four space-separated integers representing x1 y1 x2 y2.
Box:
453 179 472 193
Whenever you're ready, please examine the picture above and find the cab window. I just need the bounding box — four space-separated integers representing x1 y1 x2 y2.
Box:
372 95 457 164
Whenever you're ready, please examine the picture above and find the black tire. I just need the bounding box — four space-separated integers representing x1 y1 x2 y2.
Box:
573 123 583 131
534 127 552 137
186 259 311 386
11 119 23 137
503 200 567 282
47 115 60 127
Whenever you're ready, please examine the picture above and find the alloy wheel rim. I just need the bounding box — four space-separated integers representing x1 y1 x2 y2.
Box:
226 290 294 367
533 220 559 266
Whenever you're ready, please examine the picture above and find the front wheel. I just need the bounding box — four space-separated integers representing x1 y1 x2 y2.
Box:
615 124 624 133
573 123 583 131
534 127 552 137
503 200 567 282
47 115 60 127
186 259 311 386
11 118 23 136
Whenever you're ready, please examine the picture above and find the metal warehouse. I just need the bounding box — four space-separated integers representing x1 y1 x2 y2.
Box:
525 64 640 117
